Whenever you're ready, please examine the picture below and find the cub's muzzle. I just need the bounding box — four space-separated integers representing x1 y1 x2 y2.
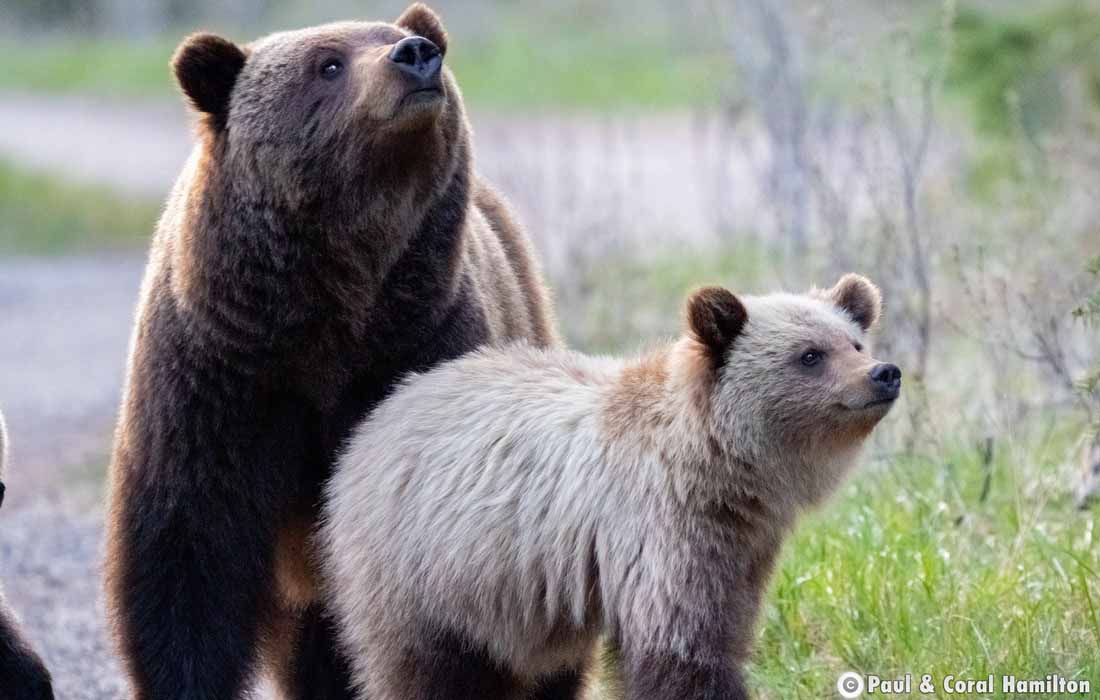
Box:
867 362 902 405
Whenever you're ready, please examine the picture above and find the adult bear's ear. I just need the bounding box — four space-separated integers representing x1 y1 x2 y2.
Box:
825 273 882 332
396 3 448 55
172 33 247 128
686 286 748 364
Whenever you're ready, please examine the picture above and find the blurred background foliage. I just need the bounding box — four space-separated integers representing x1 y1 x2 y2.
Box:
3 0 1099 121
0 0 722 110
946 4 1100 137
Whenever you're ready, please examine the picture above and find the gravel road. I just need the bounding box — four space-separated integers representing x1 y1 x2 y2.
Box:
0 253 142 700
0 91 775 275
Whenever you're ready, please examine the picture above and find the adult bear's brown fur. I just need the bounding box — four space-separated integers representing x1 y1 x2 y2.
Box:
104 5 558 700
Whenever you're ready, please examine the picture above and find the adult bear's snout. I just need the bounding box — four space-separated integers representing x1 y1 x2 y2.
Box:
390 36 443 84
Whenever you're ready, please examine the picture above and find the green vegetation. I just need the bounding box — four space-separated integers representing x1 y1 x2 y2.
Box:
946 4 1100 137
0 26 720 111
0 38 178 96
0 159 158 255
451 26 721 112
901 2 1100 197
749 429 1099 698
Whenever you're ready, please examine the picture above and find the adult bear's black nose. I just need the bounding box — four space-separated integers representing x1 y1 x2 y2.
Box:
390 36 442 83
870 363 902 397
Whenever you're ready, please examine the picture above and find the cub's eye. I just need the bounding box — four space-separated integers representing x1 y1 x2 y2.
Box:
800 350 823 367
320 58 344 80
853 342 864 352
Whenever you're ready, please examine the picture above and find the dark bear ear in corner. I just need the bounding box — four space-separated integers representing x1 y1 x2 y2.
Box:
687 286 748 361
172 33 247 124
827 273 882 331
396 3 448 55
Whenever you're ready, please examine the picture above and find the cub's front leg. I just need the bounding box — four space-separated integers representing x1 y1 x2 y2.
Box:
612 529 752 700
621 646 749 700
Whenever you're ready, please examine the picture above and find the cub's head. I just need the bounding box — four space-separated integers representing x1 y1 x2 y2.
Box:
172 3 462 204
685 274 899 505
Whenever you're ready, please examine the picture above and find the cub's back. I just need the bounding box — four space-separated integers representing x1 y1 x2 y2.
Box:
323 344 621 671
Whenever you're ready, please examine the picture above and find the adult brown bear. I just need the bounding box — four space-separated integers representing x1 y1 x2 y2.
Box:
104 5 559 699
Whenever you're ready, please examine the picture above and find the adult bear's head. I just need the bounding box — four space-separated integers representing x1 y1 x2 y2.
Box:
171 3 465 211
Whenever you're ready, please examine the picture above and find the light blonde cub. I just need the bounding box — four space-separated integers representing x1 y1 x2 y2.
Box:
322 275 900 700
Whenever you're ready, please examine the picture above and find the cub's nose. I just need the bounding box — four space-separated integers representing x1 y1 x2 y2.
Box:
390 36 443 83
870 363 902 398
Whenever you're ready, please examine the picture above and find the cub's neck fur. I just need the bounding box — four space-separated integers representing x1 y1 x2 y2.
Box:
604 339 799 538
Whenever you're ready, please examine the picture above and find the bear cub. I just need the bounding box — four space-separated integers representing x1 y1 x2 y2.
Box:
321 274 902 700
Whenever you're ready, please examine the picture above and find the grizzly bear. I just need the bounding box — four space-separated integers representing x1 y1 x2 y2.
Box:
320 275 901 700
104 5 558 700
0 411 55 700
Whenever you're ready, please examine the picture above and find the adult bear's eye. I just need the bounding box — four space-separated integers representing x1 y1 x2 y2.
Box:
320 58 344 80
800 350 823 367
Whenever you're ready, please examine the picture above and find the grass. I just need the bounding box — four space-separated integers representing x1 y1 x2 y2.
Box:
0 25 721 112
0 159 158 255
748 428 1100 698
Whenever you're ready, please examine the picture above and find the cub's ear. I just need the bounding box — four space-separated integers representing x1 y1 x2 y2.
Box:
686 286 748 363
172 33 247 126
826 273 881 331
396 3 448 55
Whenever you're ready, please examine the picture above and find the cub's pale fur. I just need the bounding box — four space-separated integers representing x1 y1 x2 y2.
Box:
322 275 900 700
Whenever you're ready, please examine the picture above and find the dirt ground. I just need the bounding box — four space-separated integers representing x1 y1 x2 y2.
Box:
0 253 141 699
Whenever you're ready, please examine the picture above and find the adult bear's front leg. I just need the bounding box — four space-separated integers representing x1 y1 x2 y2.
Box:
106 364 306 700
277 603 356 700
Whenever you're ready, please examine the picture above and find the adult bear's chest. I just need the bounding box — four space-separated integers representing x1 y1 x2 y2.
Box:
291 273 493 484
